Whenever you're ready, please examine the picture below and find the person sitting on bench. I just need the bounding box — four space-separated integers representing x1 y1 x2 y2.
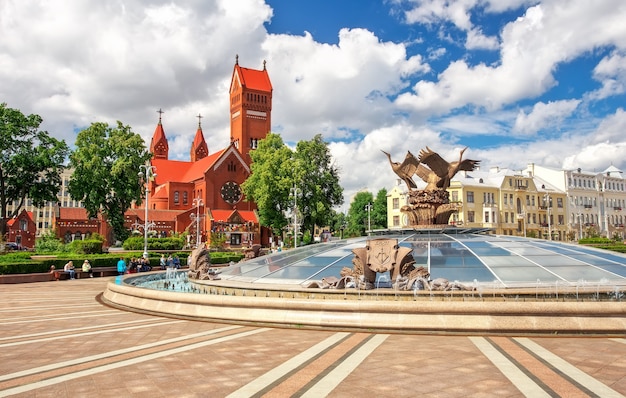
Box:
64 261 75 279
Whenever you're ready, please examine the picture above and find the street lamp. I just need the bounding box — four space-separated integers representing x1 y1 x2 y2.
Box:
365 203 372 236
544 193 552 241
191 197 204 248
139 163 157 258
290 186 300 248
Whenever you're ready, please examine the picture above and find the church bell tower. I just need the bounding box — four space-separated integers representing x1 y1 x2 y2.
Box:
229 55 273 164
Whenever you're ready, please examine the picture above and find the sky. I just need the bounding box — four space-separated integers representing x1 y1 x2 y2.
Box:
1 0 625 212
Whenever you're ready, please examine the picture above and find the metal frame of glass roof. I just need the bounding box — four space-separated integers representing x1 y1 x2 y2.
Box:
217 233 626 288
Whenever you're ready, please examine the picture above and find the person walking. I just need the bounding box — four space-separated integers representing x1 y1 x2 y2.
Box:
116 257 127 275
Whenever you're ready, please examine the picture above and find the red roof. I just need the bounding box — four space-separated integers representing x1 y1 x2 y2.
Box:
59 208 90 220
233 64 273 92
125 208 182 222
192 127 208 153
210 209 257 223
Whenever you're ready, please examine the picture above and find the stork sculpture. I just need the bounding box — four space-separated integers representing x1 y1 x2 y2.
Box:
382 145 482 227
381 150 421 190
417 146 480 190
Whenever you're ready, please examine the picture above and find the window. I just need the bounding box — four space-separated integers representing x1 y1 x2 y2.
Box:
467 211 475 222
467 191 474 203
183 192 188 205
393 215 399 226
484 211 490 223
392 198 399 209
504 195 508 205
174 191 179 204
531 196 535 206
19 219 27 231
451 191 458 202
526 195 530 205
557 198 563 208
505 212 509 223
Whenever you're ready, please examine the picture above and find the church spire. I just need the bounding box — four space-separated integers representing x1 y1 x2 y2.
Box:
190 113 208 162
150 108 169 160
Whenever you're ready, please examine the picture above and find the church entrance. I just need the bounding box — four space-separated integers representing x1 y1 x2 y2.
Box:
230 233 241 246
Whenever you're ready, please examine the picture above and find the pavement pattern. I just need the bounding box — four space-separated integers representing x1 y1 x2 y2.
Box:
1 277 625 398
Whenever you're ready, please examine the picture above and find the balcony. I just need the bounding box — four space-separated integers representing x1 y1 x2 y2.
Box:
614 207 622 211
614 224 624 228
583 205 593 209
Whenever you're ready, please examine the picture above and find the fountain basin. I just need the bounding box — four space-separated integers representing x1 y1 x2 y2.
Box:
102 277 626 336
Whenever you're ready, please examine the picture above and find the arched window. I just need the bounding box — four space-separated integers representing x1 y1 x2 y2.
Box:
174 191 179 204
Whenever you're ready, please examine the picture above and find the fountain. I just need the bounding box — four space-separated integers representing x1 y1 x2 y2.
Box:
101 146 626 335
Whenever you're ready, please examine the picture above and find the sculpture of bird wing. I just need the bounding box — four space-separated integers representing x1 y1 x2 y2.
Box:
414 164 431 183
418 146 449 178
458 158 481 172
399 151 421 176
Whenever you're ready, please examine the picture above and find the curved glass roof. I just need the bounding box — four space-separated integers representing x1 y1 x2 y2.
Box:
218 233 626 288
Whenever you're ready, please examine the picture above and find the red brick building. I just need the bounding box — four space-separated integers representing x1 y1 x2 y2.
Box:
134 57 273 247
4 209 36 249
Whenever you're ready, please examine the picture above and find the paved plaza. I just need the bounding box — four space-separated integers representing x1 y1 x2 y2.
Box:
1 277 625 397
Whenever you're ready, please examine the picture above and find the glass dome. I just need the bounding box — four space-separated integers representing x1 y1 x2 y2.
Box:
218 232 626 288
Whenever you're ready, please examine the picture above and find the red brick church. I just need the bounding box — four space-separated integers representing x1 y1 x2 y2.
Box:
55 57 273 248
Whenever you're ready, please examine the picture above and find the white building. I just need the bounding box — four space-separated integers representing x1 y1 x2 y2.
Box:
525 164 626 239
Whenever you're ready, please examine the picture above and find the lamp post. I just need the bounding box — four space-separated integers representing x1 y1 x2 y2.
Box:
290 186 300 248
191 197 204 248
544 193 552 241
365 203 372 236
139 163 157 258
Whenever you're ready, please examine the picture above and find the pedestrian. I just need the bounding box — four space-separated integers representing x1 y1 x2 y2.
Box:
173 255 181 269
64 261 75 279
167 254 174 268
82 259 93 277
116 257 127 275
160 254 166 270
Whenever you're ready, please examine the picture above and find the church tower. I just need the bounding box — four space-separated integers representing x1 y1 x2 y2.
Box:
190 113 209 161
150 109 169 160
229 55 273 164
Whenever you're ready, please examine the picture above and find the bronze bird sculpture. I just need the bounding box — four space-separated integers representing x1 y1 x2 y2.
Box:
381 150 421 190
417 147 480 190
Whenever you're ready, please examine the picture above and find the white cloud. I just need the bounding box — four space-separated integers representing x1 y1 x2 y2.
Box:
587 51 626 100
465 28 499 50
513 99 581 135
262 28 430 143
396 0 626 115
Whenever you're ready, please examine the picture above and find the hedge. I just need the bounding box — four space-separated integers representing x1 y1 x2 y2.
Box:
0 251 244 274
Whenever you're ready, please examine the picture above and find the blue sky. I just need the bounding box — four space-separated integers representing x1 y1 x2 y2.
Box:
1 0 625 210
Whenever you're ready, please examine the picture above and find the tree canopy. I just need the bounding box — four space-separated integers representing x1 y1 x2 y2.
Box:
241 133 294 235
372 188 388 229
0 103 69 239
242 133 343 242
346 191 374 237
68 121 150 243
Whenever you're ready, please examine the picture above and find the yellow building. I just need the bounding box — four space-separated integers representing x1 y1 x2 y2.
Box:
387 167 569 240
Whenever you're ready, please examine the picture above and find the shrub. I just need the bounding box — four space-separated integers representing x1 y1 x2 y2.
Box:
66 239 104 254
123 237 184 251
35 232 66 253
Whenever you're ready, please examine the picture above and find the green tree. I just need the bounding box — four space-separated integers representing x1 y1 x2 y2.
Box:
241 133 295 235
0 103 69 240
372 188 388 229
347 191 374 236
329 210 348 238
68 121 150 243
243 133 343 241
293 134 344 238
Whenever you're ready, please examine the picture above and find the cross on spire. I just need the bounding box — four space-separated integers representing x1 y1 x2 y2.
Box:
157 108 164 124
196 113 203 128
